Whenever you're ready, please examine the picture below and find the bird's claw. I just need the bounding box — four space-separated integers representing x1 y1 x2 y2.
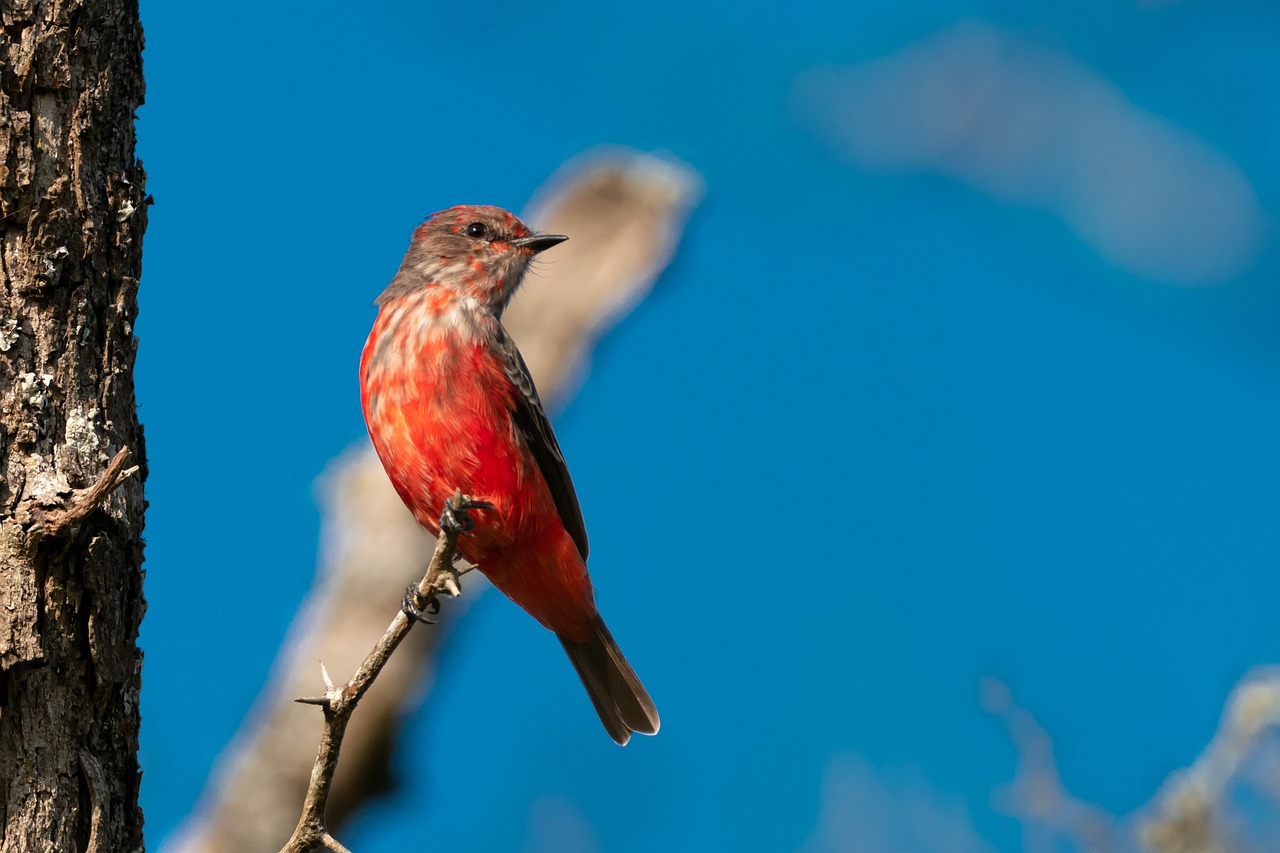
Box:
405 493 488 624
439 494 495 537
402 584 441 625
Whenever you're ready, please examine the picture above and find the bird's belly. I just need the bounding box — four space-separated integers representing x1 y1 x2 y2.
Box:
361 322 597 636
364 356 549 556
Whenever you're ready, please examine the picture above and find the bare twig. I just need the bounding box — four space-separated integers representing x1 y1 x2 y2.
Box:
279 491 477 853
34 446 139 539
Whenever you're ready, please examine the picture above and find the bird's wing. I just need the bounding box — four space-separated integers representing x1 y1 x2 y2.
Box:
496 327 590 561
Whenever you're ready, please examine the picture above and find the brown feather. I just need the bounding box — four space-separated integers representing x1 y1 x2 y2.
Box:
558 615 660 745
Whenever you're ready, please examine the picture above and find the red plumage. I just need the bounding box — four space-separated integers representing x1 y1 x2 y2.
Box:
360 204 659 745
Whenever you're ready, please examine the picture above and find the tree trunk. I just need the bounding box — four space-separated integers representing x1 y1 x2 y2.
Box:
0 0 148 850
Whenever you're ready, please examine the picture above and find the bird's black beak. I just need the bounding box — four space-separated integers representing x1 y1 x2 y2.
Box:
511 234 568 253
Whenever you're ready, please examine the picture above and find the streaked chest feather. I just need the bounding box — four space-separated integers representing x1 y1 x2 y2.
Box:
360 292 525 506
363 293 501 408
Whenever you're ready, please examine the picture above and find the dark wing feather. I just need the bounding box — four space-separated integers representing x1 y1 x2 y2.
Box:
497 326 589 560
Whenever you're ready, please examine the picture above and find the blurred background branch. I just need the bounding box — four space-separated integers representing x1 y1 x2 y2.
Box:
986 669 1280 853
165 149 700 853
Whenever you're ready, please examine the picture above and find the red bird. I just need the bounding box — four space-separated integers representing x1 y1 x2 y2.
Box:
360 204 659 745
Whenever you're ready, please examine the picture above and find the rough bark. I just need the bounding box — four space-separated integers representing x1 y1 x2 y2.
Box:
0 1 149 850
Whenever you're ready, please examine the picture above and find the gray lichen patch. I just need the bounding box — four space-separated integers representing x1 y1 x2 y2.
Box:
19 372 53 408
0 317 19 352
63 409 100 455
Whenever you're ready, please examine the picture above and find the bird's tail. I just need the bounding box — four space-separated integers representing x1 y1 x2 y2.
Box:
558 615 660 746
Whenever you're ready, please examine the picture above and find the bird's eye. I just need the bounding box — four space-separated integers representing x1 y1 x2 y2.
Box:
464 222 488 239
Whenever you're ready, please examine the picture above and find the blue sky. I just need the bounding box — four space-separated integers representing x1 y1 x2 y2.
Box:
136 1 1280 850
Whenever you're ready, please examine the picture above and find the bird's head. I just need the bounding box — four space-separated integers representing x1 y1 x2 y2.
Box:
381 204 567 315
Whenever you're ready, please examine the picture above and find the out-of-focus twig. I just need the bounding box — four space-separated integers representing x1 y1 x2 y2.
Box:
981 677 1118 853
1141 668 1280 853
986 669 1280 853
165 149 700 853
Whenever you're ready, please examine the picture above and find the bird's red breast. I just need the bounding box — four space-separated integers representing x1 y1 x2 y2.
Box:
360 289 596 640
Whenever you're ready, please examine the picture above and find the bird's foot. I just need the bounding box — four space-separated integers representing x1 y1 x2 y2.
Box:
439 493 495 537
402 558 468 625
402 584 441 625
404 493 489 625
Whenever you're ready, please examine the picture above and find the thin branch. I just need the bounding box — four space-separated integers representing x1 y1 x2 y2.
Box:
34 446 139 539
279 491 477 853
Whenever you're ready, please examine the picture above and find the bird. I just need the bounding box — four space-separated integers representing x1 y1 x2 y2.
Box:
359 204 659 745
